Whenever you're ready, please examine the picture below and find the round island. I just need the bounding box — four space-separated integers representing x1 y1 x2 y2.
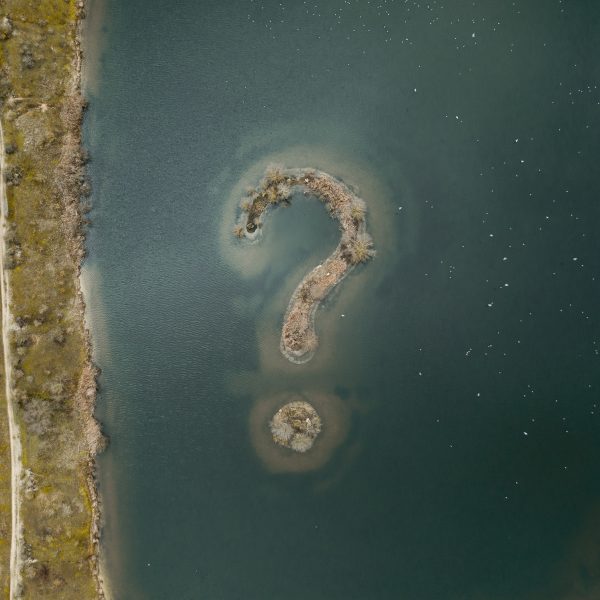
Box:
270 400 322 453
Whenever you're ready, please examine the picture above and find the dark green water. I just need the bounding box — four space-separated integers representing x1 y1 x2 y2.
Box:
83 1 600 598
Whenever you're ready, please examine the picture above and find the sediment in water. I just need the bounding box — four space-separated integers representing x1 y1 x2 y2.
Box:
249 391 350 473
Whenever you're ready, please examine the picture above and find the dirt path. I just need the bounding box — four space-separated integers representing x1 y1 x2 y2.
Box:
0 115 23 600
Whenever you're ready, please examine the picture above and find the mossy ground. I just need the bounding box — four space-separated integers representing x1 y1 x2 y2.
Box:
1 1 100 598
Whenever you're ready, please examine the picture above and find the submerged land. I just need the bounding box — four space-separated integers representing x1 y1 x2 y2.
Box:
1 2 104 599
235 166 375 364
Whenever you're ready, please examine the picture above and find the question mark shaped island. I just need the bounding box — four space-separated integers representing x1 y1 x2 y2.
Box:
234 165 375 365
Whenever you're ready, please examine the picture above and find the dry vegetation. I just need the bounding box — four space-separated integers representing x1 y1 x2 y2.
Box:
0 336 9 598
270 401 322 453
235 165 375 363
1 1 103 599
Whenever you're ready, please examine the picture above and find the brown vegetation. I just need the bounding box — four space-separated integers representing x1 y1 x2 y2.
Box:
234 166 375 363
270 400 322 453
1 1 104 598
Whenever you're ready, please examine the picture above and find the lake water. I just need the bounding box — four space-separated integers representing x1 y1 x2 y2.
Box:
82 1 600 598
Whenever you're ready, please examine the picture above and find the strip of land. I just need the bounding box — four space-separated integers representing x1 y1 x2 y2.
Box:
235 166 375 363
1 2 104 599
0 116 21 600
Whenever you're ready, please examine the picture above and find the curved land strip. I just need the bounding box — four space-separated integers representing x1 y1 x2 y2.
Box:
1 3 105 599
235 166 375 363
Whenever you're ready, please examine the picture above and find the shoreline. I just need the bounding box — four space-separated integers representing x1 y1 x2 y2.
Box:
73 12 106 597
0 1 105 597
235 166 375 363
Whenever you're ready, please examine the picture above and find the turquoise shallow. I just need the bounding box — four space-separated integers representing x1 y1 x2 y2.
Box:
83 1 600 598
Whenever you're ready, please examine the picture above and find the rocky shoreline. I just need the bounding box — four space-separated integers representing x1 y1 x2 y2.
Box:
235 166 375 363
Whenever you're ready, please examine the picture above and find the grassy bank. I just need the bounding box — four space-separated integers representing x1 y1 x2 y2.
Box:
0 1 103 598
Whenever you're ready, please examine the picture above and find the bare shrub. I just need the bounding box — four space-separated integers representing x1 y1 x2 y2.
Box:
21 397 54 437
